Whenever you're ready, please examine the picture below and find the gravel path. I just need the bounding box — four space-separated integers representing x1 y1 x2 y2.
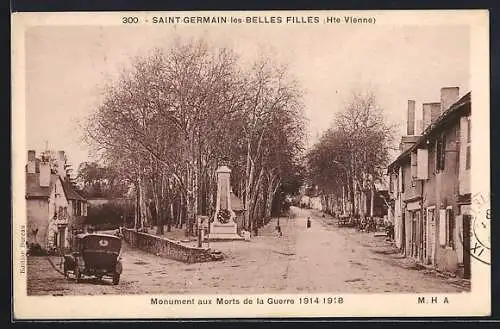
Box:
27 207 469 295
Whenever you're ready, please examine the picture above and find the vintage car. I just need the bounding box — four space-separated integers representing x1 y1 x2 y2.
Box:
63 233 123 285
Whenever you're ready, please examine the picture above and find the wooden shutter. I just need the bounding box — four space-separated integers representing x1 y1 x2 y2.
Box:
459 116 471 194
439 209 446 246
398 167 403 192
417 149 429 180
411 152 417 179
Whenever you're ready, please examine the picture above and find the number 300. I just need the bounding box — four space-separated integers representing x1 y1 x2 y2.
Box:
122 17 139 24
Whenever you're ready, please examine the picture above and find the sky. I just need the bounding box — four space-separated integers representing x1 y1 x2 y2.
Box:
24 24 470 169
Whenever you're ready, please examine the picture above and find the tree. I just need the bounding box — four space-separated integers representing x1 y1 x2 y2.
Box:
307 90 395 217
84 38 306 237
76 162 129 198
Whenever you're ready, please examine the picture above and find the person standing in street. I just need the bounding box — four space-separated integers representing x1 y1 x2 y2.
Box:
276 218 283 237
307 217 311 228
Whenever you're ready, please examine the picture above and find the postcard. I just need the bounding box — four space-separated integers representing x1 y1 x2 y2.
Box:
11 10 490 319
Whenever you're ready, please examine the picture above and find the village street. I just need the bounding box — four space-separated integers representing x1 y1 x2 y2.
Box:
27 207 469 296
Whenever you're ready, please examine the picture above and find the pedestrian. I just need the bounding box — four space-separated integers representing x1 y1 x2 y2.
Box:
276 224 282 237
307 217 311 228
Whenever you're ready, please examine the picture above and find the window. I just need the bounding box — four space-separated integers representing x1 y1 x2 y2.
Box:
435 134 446 172
411 152 417 179
427 208 435 223
75 201 82 216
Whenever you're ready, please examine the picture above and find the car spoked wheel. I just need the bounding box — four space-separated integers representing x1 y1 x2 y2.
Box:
112 274 120 285
63 263 70 280
74 267 81 283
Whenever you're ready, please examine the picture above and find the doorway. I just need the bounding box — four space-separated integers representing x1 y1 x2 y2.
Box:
422 211 427 263
427 208 436 266
57 226 66 249
463 214 471 279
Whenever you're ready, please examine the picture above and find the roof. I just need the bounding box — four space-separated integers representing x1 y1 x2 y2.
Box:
25 173 60 199
387 92 471 173
26 172 86 201
230 191 245 211
62 178 86 201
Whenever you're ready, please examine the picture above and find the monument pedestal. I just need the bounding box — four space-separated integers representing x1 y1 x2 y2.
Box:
208 222 244 241
208 165 244 241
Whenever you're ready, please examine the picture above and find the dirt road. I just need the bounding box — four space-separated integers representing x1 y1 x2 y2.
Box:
27 207 468 295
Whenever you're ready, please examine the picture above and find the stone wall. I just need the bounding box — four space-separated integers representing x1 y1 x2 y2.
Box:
120 228 217 263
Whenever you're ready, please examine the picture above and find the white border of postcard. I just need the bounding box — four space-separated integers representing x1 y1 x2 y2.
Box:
12 10 490 319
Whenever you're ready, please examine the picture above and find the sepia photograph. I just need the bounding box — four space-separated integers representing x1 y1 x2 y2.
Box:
12 10 490 319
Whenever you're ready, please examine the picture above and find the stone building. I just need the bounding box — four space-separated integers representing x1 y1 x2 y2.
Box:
388 87 471 278
25 150 87 251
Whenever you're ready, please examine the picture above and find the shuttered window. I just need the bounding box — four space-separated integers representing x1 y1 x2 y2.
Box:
435 134 446 171
467 118 471 143
411 152 417 179
417 149 429 180
466 146 471 170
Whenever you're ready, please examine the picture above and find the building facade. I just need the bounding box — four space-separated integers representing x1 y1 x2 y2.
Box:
388 87 471 279
26 150 88 251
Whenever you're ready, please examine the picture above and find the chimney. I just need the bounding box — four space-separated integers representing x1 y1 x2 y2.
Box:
56 150 66 179
39 161 51 187
440 87 459 113
27 150 36 174
423 103 432 131
407 100 415 136
399 135 420 153
430 102 441 123
416 118 423 135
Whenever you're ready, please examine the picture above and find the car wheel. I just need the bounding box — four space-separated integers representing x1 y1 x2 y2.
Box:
63 264 70 280
112 274 120 285
74 267 81 283
113 274 120 286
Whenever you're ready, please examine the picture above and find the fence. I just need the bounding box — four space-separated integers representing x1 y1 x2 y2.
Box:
120 228 219 263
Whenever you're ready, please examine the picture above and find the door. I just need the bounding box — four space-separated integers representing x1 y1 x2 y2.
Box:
422 211 427 263
411 212 417 257
58 227 66 249
428 209 436 265
417 211 423 261
401 212 406 254
463 215 471 279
